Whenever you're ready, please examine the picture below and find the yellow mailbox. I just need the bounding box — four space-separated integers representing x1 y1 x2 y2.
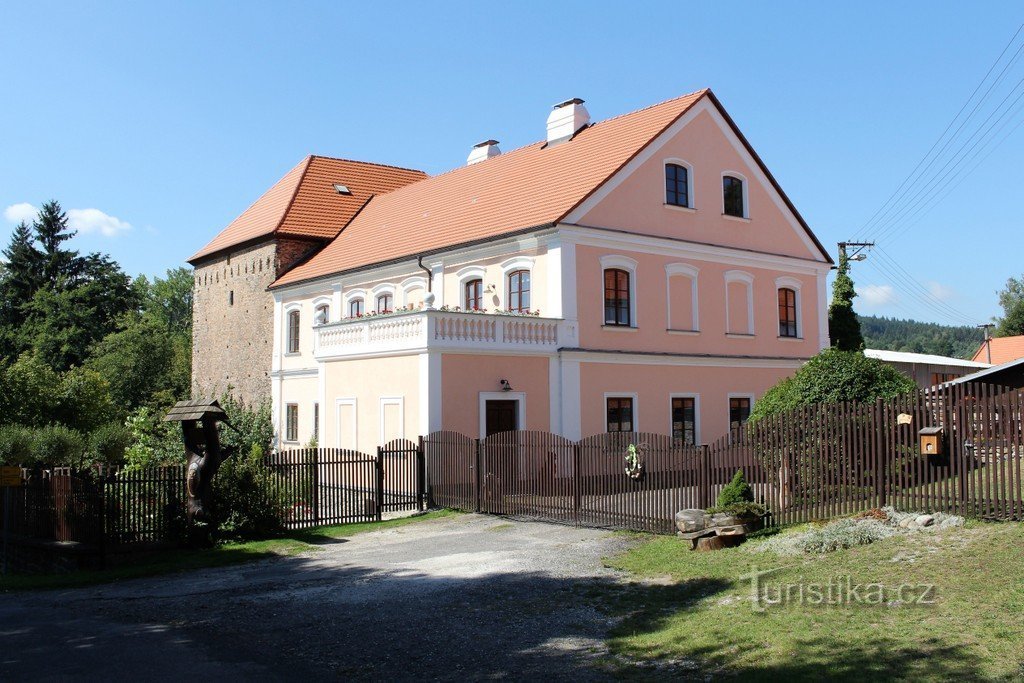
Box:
919 426 944 456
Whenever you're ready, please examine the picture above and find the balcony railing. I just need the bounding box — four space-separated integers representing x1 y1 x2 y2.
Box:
315 310 571 359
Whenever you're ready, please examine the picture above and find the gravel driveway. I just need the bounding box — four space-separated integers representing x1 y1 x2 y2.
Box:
0 513 640 681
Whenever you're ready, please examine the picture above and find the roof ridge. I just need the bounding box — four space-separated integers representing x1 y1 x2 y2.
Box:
274 155 315 233
386 88 711 185
308 154 427 176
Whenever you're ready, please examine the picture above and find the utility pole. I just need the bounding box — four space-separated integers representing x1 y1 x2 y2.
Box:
838 241 874 263
978 323 995 364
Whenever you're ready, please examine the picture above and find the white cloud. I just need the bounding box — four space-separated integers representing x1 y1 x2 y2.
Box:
67 208 132 237
4 202 38 224
927 281 955 301
861 284 898 307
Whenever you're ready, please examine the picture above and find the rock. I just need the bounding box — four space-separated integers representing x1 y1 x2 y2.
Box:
915 514 934 527
675 509 710 533
710 513 744 527
899 517 914 529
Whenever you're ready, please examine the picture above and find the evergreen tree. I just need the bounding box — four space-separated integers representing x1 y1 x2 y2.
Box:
33 200 79 284
828 250 864 351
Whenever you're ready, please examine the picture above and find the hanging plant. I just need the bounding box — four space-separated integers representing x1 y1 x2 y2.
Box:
624 443 645 480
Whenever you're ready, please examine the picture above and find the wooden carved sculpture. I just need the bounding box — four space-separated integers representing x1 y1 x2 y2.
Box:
165 401 238 522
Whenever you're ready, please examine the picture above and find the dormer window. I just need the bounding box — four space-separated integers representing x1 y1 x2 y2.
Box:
665 163 690 208
723 175 745 218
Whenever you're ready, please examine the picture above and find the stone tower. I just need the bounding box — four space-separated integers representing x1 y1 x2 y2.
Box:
189 155 426 407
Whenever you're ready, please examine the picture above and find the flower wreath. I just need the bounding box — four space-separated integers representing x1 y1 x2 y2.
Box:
624 443 646 480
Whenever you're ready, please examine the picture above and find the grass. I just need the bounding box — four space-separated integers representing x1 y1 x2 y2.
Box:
0 509 457 592
602 519 1024 681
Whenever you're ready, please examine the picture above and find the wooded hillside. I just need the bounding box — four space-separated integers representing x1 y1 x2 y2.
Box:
859 315 982 360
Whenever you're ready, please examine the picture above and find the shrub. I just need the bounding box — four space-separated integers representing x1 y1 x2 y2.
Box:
123 406 186 470
716 470 754 507
706 501 766 517
90 422 131 465
213 444 285 539
219 395 273 458
30 424 88 468
798 518 895 553
0 425 35 465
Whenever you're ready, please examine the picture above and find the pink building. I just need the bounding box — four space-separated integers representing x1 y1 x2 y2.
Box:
193 89 833 452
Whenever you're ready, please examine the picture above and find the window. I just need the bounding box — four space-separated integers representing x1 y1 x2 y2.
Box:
671 397 696 446
465 278 483 310
313 402 319 442
507 270 531 312
285 404 298 442
315 304 330 326
348 298 364 318
287 310 300 353
729 397 751 441
606 397 634 433
376 293 393 313
604 269 631 326
229 291 234 306
665 163 690 207
778 288 798 338
723 175 745 217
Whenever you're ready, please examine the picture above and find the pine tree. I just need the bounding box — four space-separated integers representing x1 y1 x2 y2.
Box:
32 200 79 285
828 250 864 351
0 221 42 321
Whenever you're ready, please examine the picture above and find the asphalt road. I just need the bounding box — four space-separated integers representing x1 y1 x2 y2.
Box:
0 514 639 681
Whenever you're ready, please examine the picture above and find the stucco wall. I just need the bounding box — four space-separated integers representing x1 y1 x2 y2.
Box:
577 361 800 442
440 354 551 437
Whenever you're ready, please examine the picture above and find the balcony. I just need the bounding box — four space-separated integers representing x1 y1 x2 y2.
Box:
315 310 574 359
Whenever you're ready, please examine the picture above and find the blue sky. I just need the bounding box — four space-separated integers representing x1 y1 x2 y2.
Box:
1 1 1021 328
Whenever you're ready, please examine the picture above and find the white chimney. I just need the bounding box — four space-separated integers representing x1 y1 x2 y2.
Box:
467 139 501 165
546 98 590 145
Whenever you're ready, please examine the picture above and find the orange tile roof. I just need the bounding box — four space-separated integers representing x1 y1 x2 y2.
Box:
189 156 426 262
973 335 1024 364
272 90 711 287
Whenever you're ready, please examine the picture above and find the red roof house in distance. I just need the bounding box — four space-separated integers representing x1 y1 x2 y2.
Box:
973 335 1024 365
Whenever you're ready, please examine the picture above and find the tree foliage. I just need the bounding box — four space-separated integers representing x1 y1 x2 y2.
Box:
828 250 864 351
751 348 917 421
996 274 1024 337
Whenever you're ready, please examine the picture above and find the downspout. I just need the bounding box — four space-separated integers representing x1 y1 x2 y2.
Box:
417 255 432 292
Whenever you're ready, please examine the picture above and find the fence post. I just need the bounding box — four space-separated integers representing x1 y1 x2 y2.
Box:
474 439 482 513
375 447 384 522
698 445 711 509
875 398 887 509
417 436 426 511
312 448 320 526
98 475 109 570
572 442 581 526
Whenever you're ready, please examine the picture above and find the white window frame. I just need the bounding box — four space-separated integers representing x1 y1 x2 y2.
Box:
284 402 299 443
775 276 803 340
665 262 699 332
379 396 405 444
501 257 534 312
344 289 367 318
600 254 639 329
335 397 358 450
721 170 750 220
727 392 755 439
603 392 639 433
399 277 428 307
312 296 332 326
724 270 755 336
663 158 696 211
456 265 488 310
668 392 701 446
478 391 526 439
283 303 302 355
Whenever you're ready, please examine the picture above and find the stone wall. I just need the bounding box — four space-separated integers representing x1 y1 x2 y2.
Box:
191 238 324 407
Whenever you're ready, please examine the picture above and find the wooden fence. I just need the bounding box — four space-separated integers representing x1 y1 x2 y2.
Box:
426 383 1024 531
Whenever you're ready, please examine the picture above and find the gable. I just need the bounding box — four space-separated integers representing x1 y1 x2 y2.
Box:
565 98 830 263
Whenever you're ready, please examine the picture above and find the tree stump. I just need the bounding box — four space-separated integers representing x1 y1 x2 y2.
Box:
694 534 744 552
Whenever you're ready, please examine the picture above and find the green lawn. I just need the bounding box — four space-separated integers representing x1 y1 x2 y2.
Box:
0 510 457 592
603 520 1024 681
